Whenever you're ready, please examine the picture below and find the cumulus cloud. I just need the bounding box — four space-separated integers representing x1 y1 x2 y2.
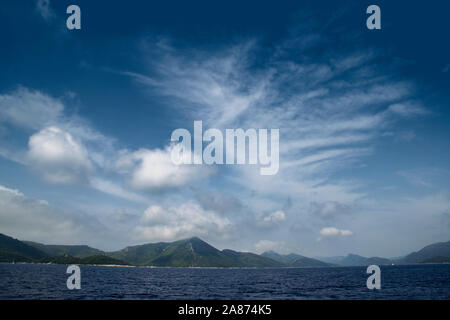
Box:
0 86 208 199
27 126 93 184
318 227 353 241
256 210 286 227
133 202 232 241
0 87 149 204
116 147 214 190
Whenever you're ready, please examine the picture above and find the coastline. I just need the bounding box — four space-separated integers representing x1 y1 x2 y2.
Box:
2 262 450 268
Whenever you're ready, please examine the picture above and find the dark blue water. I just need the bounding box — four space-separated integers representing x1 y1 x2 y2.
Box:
0 263 448 299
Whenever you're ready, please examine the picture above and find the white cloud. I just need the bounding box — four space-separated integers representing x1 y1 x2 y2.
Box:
0 185 86 244
0 184 141 250
116 146 214 190
27 126 93 184
387 102 428 117
89 177 149 204
133 202 232 241
254 240 285 253
0 87 203 199
0 87 63 130
309 201 352 220
257 210 286 227
123 38 429 211
263 210 286 223
126 41 267 128
318 227 353 241
0 25 438 256
0 88 115 168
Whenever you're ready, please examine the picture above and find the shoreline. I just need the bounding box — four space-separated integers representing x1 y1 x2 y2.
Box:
1 262 450 268
0 262 135 268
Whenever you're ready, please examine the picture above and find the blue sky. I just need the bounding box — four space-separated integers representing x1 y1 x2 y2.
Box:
0 0 449 257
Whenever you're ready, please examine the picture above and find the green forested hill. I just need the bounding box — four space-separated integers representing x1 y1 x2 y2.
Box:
4 232 448 268
50 254 129 265
0 233 126 265
24 241 104 258
108 237 284 267
0 233 49 262
398 241 450 264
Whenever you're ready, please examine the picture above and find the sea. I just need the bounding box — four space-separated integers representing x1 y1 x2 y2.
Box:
0 263 448 299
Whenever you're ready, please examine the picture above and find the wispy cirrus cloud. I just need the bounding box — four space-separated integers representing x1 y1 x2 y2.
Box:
0 87 63 130
119 33 432 250
124 37 426 188
0 14 440 254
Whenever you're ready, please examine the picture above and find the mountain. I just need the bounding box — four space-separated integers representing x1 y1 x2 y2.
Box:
1 233 284 267
398 241 450 264
50 254 129 265
0 233 49 262
222 249 283 267
0 233 125 265
4 231 448 267
261 251 332 267
24 241 104 258
108 237 284 267
315 254 392 266
337 254 392 266
420 256 450 264
108 241 169 265
140 237 237 267
313 256 346 264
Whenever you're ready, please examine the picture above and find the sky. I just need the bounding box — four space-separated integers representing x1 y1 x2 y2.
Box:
0 0 449 257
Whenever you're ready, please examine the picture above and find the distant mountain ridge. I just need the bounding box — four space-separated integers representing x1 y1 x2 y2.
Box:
261 251 332 267
1 233 449 267
315 241 450 266
24 241 104 258
335 254 392 266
